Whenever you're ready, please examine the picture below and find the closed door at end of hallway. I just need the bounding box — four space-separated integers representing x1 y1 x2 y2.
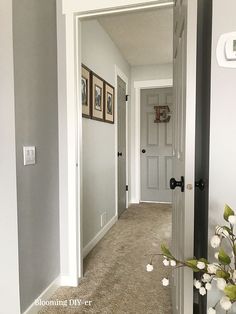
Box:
140 87 173 203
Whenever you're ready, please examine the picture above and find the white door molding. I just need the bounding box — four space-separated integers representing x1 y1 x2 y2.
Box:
132 79 173 203
57 0 174 287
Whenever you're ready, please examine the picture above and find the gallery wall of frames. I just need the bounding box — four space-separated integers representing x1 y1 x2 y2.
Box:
81 64 115 124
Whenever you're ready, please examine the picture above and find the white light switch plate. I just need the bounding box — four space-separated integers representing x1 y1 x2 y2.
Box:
23 146 36 166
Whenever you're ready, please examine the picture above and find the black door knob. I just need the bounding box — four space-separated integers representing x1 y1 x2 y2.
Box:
118 152 123 157
195 179 205 191
170 176 185 192
142 149 146 154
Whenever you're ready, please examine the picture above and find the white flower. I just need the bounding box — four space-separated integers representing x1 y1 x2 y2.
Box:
146 264 154 272
208 308 216 314
162 278 169 286
210 235 221 248
214 252 219 260
217 278 227 291
228 215 236 225
194 279 201 289
203 273 211 282
233 270 236 282
163 259 170 266
207 264 218 274
197 261 206 270
220 296 232 311
170 260 177 267
199 287 206 296
205 283 212 291
216 226 229 238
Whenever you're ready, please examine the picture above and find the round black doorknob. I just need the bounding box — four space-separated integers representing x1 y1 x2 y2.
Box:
142 149 146 154
118 152 123 157
170 176 185 192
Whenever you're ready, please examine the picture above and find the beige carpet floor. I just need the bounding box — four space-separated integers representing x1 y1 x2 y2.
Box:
39 203 172 314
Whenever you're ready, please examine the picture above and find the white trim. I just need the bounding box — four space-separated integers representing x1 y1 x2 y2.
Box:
133 79 173 203
115 66 129 214
60 276 79 287
140 201 172 204
23 277 60 314
83 215 118 258
76 1 174 18
60 1 174 287
75 15 83 281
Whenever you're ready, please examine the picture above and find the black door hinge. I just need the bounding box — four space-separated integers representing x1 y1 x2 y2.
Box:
126 185 129 191
126 95 129 101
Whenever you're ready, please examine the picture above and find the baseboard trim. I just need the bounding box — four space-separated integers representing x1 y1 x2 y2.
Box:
83 215 118 258
23 276 60 314
60 275 78 287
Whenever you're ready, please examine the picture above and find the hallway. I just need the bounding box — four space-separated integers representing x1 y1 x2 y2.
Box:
40 203 172 314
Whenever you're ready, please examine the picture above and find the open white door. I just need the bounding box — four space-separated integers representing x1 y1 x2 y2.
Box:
170 0 198 313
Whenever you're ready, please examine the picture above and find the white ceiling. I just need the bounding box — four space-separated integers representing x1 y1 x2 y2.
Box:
98 7 173 66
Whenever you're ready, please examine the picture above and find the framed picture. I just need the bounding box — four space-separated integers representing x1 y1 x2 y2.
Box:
91 73 104 121
81 64 91 118
104 83 115 124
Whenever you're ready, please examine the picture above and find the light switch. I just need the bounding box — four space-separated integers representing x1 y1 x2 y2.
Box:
23 146 36 166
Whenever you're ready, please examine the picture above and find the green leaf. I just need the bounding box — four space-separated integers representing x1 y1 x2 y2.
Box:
216 270 230 280
224 204 234 222
161 244 174 259
224 285 236 301
199 258 208 264
218 248 231 265
185 259 200 272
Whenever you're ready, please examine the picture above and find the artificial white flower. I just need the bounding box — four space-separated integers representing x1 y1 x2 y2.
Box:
208 308 216 314
197 261 206 270
163 259 170 267
233 270 236 282
220 296 232 311
199 287 206 296
162 278 169 286
217 278 227 291
207 264 218 274
146 264 154 272
228 215 236 225
210 235 221 248
194 279 201 289
170 260 177 267
203 273 211 282
214 252 219 260
205 283 212 291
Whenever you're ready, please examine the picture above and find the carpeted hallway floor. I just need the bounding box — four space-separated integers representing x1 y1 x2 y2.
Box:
40 203 172 314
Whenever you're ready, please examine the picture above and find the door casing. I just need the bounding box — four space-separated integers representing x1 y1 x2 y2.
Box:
57 0 181 287
132 79 173 204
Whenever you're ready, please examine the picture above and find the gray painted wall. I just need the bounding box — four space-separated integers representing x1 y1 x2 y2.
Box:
0 1 21 313
208 0 236 312
13 0 59 312
81 19 130 248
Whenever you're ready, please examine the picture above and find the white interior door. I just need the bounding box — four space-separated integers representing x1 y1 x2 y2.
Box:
171 0 197 313
140 87 173 203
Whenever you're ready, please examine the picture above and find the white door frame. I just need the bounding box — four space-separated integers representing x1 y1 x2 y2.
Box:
133 79 173 203
115 66 129 214
57 0 174 286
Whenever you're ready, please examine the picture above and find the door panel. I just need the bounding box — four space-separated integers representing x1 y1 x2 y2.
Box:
140 87 173 203
171 0 198 313
117 76 126 217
